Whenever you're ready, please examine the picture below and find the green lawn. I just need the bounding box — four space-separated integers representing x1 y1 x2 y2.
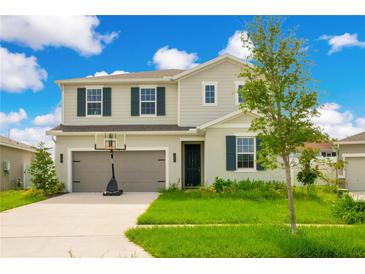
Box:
126 225 365 258
0 190 47 212
138 188 340 224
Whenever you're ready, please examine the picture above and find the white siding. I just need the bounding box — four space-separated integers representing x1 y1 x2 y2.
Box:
179 60 245 126
63 83 178 125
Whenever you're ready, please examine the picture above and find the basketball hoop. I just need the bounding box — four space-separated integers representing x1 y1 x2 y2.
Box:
94 132 126 196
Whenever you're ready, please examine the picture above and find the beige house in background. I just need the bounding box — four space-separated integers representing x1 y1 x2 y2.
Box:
0 136 36 190
336 131 365 192
46 54 335 193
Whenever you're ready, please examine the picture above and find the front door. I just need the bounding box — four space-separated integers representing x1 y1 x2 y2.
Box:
184 144 201 187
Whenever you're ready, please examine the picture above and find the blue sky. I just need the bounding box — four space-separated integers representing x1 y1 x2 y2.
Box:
1 16 365 145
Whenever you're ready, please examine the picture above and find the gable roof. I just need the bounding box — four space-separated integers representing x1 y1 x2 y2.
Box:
172 54 250 80
0 136 36 152
56 69 184 85
337 131 365 144
55 54 249 86
197 109 259 130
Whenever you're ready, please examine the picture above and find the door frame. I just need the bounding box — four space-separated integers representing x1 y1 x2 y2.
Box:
181 141 204 188
67 147 169 192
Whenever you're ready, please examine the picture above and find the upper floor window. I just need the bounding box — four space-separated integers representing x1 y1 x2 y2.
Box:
140 87 156 116
202 81 218 106
235 81 245 105
87 88 102 116
237 137 255 169
321 151 336 158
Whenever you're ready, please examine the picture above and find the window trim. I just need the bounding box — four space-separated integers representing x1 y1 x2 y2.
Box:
236 136 256 172
85 86 103 117
202 81 218 106
235 81 245 105
139 85 157 117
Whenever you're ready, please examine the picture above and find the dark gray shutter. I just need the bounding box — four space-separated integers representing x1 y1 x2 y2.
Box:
103 87 111 116
131 87 140 116
77 88 86 117
157 87 165 116
256 137 265 170
226 136 236 171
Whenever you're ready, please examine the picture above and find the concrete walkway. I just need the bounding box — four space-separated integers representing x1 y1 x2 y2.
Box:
0 192 158 258
350 192 365 201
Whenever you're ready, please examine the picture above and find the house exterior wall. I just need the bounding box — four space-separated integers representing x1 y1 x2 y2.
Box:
204 127 287 185
338 144 365 158
0 145 34 190
63 83 178 125
179 60 244 126
54 134 190 192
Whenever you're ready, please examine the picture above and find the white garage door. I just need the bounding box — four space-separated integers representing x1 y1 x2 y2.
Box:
346 157 365 191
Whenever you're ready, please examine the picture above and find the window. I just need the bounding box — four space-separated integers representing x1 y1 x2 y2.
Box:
202 82 217 106
140 87 156 115
321 151 336 158
237 137 255 169
235 81 245 104
86 88 102 116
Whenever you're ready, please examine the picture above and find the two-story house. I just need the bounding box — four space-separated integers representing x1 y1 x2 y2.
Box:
47 54 287 192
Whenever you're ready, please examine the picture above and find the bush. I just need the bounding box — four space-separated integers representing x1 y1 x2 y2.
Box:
297 148 320 187
211 177 287 199
22 188 45 198
332 194 365 224
28 142 64 195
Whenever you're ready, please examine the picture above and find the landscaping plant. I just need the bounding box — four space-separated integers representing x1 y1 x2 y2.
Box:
239 16 327 233
296 148 320 193
28 142 64 195
332 194 365 224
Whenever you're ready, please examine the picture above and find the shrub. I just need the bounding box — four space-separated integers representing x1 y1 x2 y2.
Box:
212 177 287 199
28 142 64 195
22 188 45 198
332 194 365 224
212 177 235 193
297 148 320 187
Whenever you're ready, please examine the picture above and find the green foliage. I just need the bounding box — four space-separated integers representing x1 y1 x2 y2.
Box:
297 148 320 186
28 142 64 195
126 225 365 258
138 186 339 225
239 16 328 165
0 190 46 212
22 187 45 198
332 194 365 224
211 177 287 199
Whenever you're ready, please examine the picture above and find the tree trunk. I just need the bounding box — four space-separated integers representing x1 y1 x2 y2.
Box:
283 153 297 234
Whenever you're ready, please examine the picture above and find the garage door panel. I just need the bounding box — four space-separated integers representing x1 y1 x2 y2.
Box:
72 151 165 192
346 157 365 191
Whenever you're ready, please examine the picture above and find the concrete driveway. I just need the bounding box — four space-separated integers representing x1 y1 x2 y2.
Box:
0 192 158 258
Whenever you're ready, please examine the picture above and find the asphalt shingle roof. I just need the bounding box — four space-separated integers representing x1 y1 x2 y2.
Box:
51 124 193 132
339 131 365 142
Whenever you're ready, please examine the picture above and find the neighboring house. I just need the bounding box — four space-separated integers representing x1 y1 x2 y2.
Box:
304 142 337 159
46 54 299 192
0 136 36 190
336 131 365 192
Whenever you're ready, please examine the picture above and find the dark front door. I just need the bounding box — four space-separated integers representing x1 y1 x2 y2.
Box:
184 144 201 187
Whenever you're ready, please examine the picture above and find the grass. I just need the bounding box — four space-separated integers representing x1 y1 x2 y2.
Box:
0 190 47 212
126 225 365 258
138 187 340 224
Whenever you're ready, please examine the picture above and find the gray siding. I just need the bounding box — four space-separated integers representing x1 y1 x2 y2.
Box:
63 83 178 125
179 60 244 126
0 146 34 190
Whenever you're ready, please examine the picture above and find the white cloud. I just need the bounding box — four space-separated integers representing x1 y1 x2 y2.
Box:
9 127 54 153
0 16 118 56
86 70 129 78
312 102 365 139
319 33 365 54
0 108 27 125
219 31 254 60
33 106 61 127
0 47 47 93
152 46 199 70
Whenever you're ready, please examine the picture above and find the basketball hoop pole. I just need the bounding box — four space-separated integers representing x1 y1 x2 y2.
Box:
110 149 115 179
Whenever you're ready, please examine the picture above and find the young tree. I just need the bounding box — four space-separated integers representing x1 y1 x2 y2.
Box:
239 16 327 234
28 142 64 195
297 148 320 188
